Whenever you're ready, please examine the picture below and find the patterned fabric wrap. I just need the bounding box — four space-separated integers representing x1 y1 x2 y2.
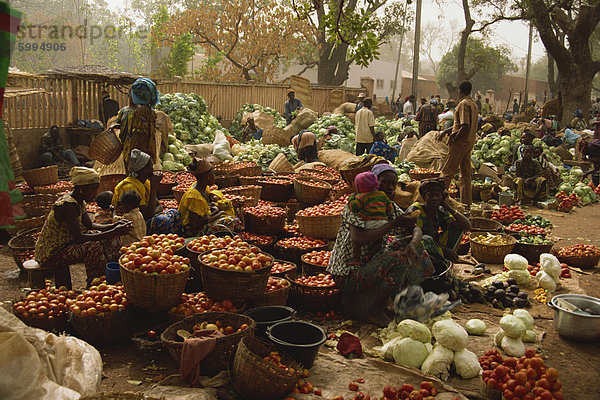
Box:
347 191 392 221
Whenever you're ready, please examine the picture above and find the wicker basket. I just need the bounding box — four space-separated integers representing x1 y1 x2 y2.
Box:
268 153 295 173
469 218 503 232
99 174 126 194
469 232 517 264
409 171 441 181
286 273 342 313
301 254 329 276
514 242 554 264
296 214 342 240
553 251 600 269
293 177 332 205
274 241 329 266
157 172 176 197
80 393 165 400
6 216 46 237
199 251 273 303
234 164 263 177
21 194 55 218
243 210 286 235
457 242 470 256
8 228 40 272
300 169 337 184
270 260 297 278
119 263 189 311
160 312 256 376
249 278 291 307
258 180 294 202
22 165 58 187
70 309 131 346
480 378 502 400
222 185 262 201
239 176 263 186
173 188 187 203
34 181 73 197
12 296 70 333
340 165 371 190
232 336 301 400
89 128 123 165
215 174 240 189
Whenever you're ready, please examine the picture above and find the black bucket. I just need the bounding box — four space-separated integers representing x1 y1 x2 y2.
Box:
266 320 326 369
245 306 296 337
420 262 453 294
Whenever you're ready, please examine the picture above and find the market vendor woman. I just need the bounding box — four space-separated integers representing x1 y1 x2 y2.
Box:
513 145 548 204
327 163 435 326
405 178 471 267
178 158 237 236
35 167 131 286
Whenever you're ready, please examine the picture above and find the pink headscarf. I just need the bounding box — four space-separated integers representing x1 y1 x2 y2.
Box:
354 171 380 193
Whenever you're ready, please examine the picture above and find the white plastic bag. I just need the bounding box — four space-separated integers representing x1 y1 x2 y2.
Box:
536 270 557 292
504 254 529 271
540 253 561 281
212 130 233 161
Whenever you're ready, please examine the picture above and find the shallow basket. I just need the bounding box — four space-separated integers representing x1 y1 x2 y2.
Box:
6 216 46 237
160 312 256 376
408 171 441 181
258 180 294 203
250 278 291 307
215 174 240 189
20 194 55 218
239 176 264 186
340 165 370 190
270 260 297 278
293 177 332 205
286 273 342 313
274 241 328 266
301 254 329 276
469 217 503 232
22 165 58 187
89 128 123 165
12 293 70 333
222 185 262 201
553 251 600 269
232 336 301 400
199 251 273 303
8 228 40 272
119 263 189 311
243 210 286 235
296 214 342 240
469 232 517 264
34 181 73 196
299 169 337 184
70 309 131 346
514 242 554 264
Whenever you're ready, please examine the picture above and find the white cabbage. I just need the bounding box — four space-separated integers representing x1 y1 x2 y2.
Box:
432 320 468 351
501 336 525 357
392 338 429 368
464 319 487 335
494 330 505 346
536 271 557 293
453 348 482 379
397 319 432 343
523 330 537 343
421 344 454 380
504 254 529 271
540 253 561 281
513 309 534 330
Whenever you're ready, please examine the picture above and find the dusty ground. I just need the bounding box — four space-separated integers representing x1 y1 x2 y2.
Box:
1 204 599 399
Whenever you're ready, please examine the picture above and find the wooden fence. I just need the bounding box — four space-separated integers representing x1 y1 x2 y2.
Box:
4 75 363 130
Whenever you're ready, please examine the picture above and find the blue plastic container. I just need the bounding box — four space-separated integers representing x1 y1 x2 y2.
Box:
105 262 121 284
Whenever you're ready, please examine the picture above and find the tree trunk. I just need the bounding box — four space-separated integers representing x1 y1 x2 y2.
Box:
445 0 473 101
547 53 557 98
560 74 591 127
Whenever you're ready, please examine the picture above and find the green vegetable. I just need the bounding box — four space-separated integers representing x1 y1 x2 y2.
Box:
229 103 286 140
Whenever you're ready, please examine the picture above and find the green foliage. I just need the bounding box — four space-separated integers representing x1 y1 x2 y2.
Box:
437 38 517 94
166 33 195 77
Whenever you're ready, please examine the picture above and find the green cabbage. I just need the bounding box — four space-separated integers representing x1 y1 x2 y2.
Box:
392 338 429 368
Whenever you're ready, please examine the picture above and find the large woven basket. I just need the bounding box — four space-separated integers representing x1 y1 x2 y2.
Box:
6 216 46 237
234 164 263 177
293 177 332 205
409 171 441 181
8 228 40 272
199 250 273 303
469 218 503 232
514 242 554 264
258 179 294 202
270 260 297 278
215 174 240 189
301 254 329 276
70 309 131 346
268 153 295 173
160 312 256 376
34 181 73 197
20 194 55 217
99 174 126 193
89 128 123 165
469 232 517 264
222 185 262 201
340 165 370 190
296 214 342 240
173 188 187 203
243 210 286 235
300 169 337 185
249 278 291 307
286 273 342 313
12 292 71 333
274 241 328 266
119 263 189 311
232 336 301 400
553 250 600 269
22 165 58 187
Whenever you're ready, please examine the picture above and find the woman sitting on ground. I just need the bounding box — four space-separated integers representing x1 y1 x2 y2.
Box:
513 145 548 204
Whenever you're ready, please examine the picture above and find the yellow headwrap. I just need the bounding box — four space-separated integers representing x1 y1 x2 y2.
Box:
70 166 100 186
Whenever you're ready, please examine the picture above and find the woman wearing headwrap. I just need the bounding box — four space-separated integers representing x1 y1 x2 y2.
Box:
34 167 131 285
327 162 435 326
513 145 549 204
291 128 332 163
178 158 238 236
116 78 160 166
405 178 471 267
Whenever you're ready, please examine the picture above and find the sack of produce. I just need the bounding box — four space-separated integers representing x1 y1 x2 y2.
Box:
318 149 359 170
184 143 213 158
283 108 318 137
405 130 449 171
242 110 275 130
212 130 233 161
263 126 293 146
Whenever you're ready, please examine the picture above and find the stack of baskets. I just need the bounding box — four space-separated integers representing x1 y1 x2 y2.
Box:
469 232 517 264
8 194 54 235
22 165 58 188
232 336 301 400
258 179 294 202
286 273 342 313
8 228 40 272
296 213 342 240
293 177 331 205
161 312 256 376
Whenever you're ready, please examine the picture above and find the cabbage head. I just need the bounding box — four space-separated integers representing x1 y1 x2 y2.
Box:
392 338 429 368
453 348 482 379
397 319 432 343
432 320 468 351
421 344 453 379
464 319 487 335
499 315 526 339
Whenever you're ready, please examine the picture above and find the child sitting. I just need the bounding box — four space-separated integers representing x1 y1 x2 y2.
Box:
347 171 394 265
113 190 146 245
93 191 114 224
369 131 398 162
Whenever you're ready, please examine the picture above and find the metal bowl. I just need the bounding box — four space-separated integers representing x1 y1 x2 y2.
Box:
549 294 600 341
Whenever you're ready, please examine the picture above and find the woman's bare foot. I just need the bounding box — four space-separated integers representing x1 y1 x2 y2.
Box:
368 312 392 327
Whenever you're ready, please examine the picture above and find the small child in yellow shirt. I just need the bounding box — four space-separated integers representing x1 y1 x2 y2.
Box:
114 190 146 245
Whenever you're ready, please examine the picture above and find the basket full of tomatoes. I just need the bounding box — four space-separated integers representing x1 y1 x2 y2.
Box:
12 284 78 333
296 199 345 240
168 292 243 322
301 250 331 276
554 244 600 269
118 234 190 311
287 273 341 312
408 168 440 181
274 236 328 266
257 178 294 203
491 205 526 225
293 176 332 205
249 276 291 307
270 260 297 278
243 203 287 235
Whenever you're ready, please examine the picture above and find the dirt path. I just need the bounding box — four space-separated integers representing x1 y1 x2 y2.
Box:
1 205 599 398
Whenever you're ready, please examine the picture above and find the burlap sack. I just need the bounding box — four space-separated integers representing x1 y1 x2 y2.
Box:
541 98 560 118
405 131 449 170
263 125 293 146
318 149 359 171
184 143 214 158
343 102 357 113
333 105 346 115
394 181 421 209
269 153 294 173
283 108 318 137
242 110 276 130
330 90 344 111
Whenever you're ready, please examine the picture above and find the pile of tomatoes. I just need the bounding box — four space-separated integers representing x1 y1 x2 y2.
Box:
17 182 33 194
86 202 100 213
271 260 296 275
492 205 525 221
587 182 600 196
13 285 78 322
294 273 336 287
299 178 330 189
170 293 238 317
188 235 246 253
506 224 547 236
119 234 190 274
555 191 578 210
263 351 296 373
159 199 179 209
480 348 564 400
174 172 195 190
265 276 290 293
528 263 571 278
301 170 332 181
410 168 438 174
259 178 293 185
302 250 331 266
222 185 261 194
200 246 272 273
160 171 176 185
244 203 287 218
239 232 273 245
314 165 341 179
297 200 344 217
332 181 350 192
278 236 327 249
229 161 258 171
332 380 442 400
284 222 301 236
36 181 73 192
69 283 128 317
556 243 600 257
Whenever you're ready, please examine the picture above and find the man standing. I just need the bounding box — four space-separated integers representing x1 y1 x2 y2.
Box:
481 98 491 116
403 95 416 117
284 89 303 125
475 94 482 113
355 98 376 155
438 81 479 206
415 98 440 137
40 125 80 167
512 99 520 115
99 91 120 126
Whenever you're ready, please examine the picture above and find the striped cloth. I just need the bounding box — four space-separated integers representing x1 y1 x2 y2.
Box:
0 2 23 228
348 190 393 221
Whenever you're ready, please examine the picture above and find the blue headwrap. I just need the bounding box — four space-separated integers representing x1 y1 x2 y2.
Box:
130 78 160 108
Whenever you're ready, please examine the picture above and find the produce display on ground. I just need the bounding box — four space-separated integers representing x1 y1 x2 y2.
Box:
229 103 286 139
309 114 356 153
233 139 298 171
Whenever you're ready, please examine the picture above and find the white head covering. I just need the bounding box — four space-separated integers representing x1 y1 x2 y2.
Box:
70 166 100 186
127 149 151 178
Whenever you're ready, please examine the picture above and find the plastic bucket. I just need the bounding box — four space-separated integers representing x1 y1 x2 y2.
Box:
245 306 295 338
499 192 513 207
106 262 121 284
266 320 326 368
